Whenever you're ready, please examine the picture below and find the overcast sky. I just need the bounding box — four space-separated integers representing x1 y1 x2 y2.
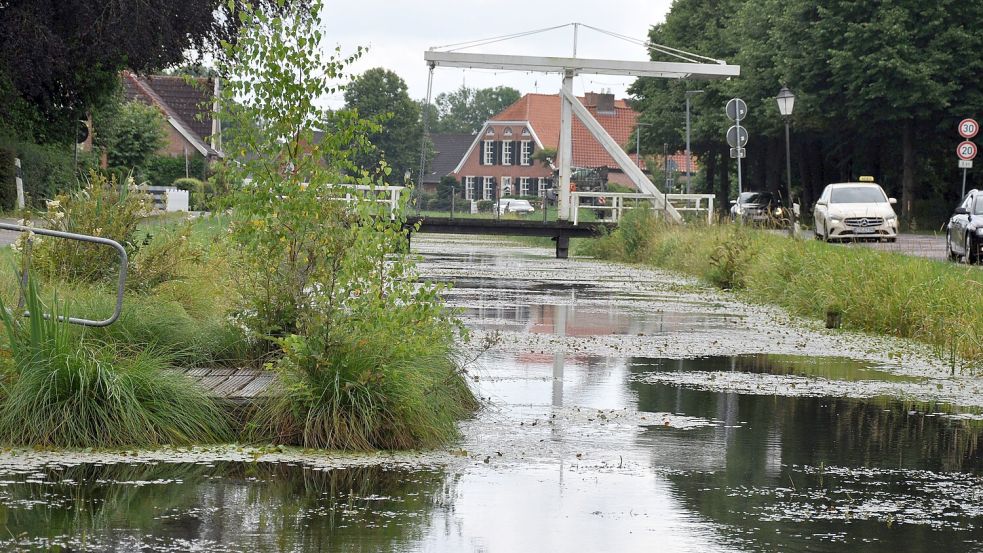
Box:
319 0 675 108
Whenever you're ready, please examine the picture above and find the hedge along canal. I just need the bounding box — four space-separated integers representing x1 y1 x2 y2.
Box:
0 234 982 552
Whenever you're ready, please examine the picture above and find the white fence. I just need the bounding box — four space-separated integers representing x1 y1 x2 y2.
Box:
142 186 189 212
571 192 715 225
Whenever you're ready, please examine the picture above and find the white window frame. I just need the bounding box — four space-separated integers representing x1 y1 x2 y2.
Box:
464 176 475 200
502 141 512 165
519 177 530 197
538 178 548 197
483 141 495 165
520 140 532 166
501 176 512 197
483 176 494 200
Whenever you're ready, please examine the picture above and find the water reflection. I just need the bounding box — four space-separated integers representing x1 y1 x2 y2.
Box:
627 356 983 552
0 463 449 552
464 302 743 336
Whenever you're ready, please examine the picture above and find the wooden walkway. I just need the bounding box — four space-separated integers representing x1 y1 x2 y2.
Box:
177 367 277 400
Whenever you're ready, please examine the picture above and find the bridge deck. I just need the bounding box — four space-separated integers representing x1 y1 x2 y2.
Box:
404 216 615 258
178 367 277 400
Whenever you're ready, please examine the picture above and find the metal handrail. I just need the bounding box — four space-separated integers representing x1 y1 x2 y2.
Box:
1 223 127 327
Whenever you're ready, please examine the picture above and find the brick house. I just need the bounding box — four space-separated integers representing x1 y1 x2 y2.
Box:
452 92 663 201
122 71 222 161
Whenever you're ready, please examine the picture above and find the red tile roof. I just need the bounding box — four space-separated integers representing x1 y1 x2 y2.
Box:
491 93 642 170
122 71 219 157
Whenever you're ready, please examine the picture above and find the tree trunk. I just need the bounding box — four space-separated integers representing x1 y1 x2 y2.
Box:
718 149 731 215
901 120 915 226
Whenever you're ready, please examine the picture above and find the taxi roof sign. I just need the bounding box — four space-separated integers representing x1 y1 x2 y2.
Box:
858 176 875 182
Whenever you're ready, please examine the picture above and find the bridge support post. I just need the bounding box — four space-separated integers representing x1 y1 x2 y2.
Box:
554 235 570 259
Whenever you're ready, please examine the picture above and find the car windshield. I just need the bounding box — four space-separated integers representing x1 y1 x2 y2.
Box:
740 192 772 204
829 186 886 204
973 196 983 215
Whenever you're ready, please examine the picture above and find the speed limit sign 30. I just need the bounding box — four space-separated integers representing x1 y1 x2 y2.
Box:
959 118 980 139
958 140 978 161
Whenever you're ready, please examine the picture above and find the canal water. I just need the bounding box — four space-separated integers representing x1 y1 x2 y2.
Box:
0 236 981 552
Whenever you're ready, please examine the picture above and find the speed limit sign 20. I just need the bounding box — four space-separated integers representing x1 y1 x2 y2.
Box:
959 118 979 139
958 141 978 161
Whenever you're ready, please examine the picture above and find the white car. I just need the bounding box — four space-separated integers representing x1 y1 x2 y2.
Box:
496 199 535 215
813 182 898 242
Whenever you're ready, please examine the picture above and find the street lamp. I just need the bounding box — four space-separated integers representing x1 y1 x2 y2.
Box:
685 90 704 194
776 86 796 237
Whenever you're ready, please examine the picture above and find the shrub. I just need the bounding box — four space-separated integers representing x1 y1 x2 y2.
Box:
0 276 231 447
31 171 152 283
476 199 493 213
172 177 202 191
139 154 206 188
0 136 96 205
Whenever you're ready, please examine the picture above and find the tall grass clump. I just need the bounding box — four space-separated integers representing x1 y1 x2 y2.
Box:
0 276 231 447
582 218 983 364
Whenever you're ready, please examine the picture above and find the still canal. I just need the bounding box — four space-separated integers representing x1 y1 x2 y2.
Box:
0 235 981 552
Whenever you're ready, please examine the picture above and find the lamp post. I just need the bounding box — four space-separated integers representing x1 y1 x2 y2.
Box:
776 86 796 238
685 90 704 194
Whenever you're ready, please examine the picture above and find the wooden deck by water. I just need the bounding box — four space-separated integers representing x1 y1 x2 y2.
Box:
177 367 277 400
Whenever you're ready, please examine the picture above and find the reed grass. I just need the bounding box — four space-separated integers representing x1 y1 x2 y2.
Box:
0 276 231 447
250 316 478 451
581 210 983 364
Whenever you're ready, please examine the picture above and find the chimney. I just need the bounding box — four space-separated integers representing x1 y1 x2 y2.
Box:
596 93 615 115
583 92 599 107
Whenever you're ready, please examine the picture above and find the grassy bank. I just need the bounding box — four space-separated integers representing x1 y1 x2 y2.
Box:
580 210 983 365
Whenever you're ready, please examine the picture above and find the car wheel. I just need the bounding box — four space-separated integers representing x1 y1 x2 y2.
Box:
947 232 959 261
822 222 831 243
966 234 977 264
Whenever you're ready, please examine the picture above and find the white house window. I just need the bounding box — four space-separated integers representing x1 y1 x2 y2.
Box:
485 127 495 136
519 177 530 196
502 176 512 196
504 127 513 137
464 176 475 200
537 177 549 197
482 176 494 200
521 128 530 136
483 141 495 165
502 141 512 165
520 140 532 166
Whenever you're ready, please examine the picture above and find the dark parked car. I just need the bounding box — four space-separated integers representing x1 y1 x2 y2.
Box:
946 189 983 263
730 191 785 225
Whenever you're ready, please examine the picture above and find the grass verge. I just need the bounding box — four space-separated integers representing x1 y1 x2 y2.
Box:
580 209 983 365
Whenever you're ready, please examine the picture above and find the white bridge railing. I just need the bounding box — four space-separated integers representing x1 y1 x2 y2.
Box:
330 184 405 215
571 192 715 225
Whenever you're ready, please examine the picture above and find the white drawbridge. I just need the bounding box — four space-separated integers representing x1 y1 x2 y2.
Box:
422 24 740 223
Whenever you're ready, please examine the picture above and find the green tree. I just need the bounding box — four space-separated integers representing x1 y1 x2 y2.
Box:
103 101 167 169
344 68 421 184
429 85 521 133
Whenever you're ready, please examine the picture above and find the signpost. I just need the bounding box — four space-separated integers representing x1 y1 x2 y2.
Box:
958 122 978 197
958 119 979 198
726 98 748 194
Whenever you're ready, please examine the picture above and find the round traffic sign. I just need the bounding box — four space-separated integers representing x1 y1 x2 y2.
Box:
726 98 748 122
959 118 980 139
957 141 978 161
726 125 749 148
